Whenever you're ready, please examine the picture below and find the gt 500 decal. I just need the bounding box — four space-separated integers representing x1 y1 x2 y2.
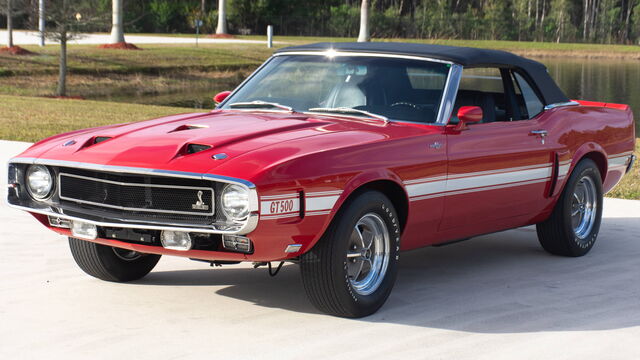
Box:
260 190 343 220
260 194 300 219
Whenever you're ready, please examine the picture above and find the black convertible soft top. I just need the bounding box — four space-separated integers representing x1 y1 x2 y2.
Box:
276 42 569 105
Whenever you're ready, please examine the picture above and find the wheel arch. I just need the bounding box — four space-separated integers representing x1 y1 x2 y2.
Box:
553 144 607 202
340 179 409 234
328 170 410 235
579 151 607 182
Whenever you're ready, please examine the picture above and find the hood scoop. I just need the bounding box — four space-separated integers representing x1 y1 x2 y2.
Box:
77 136 113 151
184 143 212 155
170 124 209 133
94 136 112 144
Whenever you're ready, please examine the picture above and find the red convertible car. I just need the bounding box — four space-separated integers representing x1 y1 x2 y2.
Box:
8 43 636 317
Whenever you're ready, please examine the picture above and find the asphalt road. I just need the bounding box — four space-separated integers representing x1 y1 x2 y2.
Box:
1 140 639 359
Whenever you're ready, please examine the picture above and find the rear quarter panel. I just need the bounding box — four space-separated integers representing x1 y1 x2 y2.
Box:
548 104 635 195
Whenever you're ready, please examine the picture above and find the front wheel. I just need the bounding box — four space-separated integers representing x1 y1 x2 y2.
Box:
68 237 161 282
300 191 401 318
536 159 603 257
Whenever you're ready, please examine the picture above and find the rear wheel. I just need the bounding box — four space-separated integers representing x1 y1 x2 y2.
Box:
68 237 161 282
536 159 603 257
300 191 400 318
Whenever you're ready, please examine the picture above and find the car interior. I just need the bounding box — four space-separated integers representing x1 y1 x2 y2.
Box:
449 67 544 125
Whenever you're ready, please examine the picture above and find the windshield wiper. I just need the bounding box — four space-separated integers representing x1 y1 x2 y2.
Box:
307 107 388 123
229 101 294 112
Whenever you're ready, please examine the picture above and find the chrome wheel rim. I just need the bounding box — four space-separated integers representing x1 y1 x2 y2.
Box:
346 213 390 296
112 247 143 261
571 176 597 239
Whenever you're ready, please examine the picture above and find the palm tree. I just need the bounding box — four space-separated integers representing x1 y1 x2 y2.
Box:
110 0 125 43
357 0 370 42
215 0 227 35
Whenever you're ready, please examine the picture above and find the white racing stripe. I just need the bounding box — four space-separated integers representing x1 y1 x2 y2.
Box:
406 163 552 201
259 152 633 217
260 191 343 219
608 153 632 169
306 191 342 216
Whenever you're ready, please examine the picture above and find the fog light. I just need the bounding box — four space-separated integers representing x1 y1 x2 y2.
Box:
222 235 252 253
161 231 192 251
71 221 97 240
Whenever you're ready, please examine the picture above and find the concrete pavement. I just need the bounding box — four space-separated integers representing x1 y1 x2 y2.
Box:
1 140 639 359
1 30 274 46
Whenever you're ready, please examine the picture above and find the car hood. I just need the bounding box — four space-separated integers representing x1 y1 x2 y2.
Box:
17 110 411 179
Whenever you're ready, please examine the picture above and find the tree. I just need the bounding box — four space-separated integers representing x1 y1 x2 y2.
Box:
1 0 25 48
357 0 370 42
44 0 98 96
215 0 227 34
110 0 125 43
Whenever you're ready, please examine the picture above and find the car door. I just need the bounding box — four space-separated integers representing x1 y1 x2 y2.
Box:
440 67 554 232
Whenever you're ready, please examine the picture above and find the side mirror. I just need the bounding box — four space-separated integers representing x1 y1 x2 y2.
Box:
455 106 483 129
213 91 232 104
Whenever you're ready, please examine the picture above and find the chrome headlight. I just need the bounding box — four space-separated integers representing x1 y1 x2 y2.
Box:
221 184 250 220
26 165 54 200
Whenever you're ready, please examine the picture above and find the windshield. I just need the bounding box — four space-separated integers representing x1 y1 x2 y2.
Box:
221 55 451 123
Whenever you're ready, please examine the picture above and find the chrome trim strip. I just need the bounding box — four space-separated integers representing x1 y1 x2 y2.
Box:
8 203 260 235
543 101 580 111
58 173 215 216
437 64 463 125
60 172 214 190
274 51 455 64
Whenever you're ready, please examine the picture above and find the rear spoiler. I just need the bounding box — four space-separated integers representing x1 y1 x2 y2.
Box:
573 100 630 111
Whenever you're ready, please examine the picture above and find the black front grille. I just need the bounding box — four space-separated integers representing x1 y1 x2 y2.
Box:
59 172 214 216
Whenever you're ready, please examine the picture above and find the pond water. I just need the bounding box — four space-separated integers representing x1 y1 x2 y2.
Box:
108 57 639 136
544 57 640 136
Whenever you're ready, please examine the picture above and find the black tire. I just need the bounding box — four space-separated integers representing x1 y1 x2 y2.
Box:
300 190 401 318
536 159 603 257
68 237 161 282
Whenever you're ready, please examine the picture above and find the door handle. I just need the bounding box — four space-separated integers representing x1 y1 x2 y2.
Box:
530 130 548 144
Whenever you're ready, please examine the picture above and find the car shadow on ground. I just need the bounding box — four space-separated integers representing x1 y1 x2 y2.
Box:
140 217 640 333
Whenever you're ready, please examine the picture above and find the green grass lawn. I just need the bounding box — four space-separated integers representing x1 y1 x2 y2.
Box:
2 37 638 79
0 43 275 77
0 95 201 142
1 94 637 199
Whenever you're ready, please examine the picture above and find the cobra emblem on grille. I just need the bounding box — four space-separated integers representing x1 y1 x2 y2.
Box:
191 190 209 211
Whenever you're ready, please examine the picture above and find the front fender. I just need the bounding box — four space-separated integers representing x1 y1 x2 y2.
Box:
307 168 408 247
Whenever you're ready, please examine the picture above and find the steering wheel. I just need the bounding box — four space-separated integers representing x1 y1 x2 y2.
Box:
390 102 420 110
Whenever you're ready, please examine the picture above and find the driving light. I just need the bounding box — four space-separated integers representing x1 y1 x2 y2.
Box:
160 231 192 251
71 221 97 240
222 235 252 253
221 184 250 220
26 165 54 200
